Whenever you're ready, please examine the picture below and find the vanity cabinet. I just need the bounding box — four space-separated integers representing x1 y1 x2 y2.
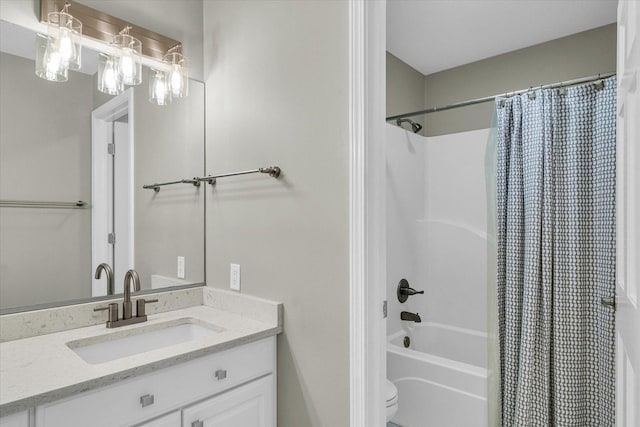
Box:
0 411 29 427
182 375 273 427
34 337 275 427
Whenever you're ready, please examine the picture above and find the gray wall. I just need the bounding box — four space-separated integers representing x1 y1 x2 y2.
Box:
386 51 425 120
0 52 93 308
387 24 617 136
203 1 349 426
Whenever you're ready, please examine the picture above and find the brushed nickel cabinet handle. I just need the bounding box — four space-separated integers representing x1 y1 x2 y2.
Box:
139 394 154 407
215 369 227 380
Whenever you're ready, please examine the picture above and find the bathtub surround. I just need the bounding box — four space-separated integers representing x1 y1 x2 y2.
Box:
496 78 616 426
386 124 490 425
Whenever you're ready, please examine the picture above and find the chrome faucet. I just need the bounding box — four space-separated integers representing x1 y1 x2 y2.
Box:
94 263 114 295
123 269 141 320
400 311 422 323
94 269 157 328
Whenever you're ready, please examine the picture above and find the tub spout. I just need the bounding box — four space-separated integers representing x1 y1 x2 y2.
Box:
401 311 421 323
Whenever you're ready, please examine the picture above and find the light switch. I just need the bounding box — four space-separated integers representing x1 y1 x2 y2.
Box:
230 263 240 291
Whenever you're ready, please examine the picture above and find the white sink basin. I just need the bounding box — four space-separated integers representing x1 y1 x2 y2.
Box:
67 319 223 364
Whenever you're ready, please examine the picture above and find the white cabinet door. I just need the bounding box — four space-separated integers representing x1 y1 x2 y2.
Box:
616 1 640 427
182 375 274 427
136 411 181 427
0 411 29 427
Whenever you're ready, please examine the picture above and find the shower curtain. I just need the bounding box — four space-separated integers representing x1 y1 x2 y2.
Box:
496 77 616 427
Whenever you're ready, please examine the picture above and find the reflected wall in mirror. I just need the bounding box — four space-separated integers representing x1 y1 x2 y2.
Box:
0 21 205 312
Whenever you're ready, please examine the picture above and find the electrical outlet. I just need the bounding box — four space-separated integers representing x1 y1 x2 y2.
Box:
230 263 240 291
177 256 185 279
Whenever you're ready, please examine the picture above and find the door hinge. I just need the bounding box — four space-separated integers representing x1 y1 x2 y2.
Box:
107 143 115 155
108 233 116 245
383 300 387 318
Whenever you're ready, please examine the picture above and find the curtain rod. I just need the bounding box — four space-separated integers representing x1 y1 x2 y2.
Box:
386 72 616 122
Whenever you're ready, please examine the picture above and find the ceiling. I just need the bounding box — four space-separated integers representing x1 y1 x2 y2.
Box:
387 0 618 76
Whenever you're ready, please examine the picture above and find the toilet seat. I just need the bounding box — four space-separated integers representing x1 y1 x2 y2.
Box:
385 380 399 421
385 380 398 407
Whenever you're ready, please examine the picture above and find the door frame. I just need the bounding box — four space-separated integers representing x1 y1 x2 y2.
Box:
91 89 135 296
349 1 387 425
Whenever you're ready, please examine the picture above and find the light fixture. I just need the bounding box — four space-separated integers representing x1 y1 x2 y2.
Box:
164 44 188 98
149 68 172 106
46 3 82 70
97 53 124 95
113 26 142 86
35 2 82 81
35 33 68 82
36 0 186 107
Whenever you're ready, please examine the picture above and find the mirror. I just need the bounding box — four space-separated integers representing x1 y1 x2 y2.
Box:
0 21 205 313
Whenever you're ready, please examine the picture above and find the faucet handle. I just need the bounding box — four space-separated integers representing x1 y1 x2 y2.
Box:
397 279 424 303
94 303 118 322
136 298 158 318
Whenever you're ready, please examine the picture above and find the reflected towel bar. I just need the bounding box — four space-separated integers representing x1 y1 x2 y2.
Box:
196 166 281 185
143 166 281 192
142 179 201 193
0 200 87 208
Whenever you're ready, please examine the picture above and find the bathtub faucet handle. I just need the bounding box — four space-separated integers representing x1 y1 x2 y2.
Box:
397 279 424 303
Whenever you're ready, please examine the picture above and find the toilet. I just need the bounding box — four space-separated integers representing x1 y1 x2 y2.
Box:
386 379 399 421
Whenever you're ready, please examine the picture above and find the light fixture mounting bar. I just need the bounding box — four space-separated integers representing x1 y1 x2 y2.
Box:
40 0 181 60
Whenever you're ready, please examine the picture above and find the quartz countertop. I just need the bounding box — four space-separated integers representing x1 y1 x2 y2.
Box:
0 288 282 415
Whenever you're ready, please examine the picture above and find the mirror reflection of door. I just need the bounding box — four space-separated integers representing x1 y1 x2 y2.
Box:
91 89 134 296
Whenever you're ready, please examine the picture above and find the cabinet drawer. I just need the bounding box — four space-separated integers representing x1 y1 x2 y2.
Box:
36 337 275 427
134 411 180 427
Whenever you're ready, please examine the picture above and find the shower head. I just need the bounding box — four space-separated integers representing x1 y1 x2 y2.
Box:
396 118 423 134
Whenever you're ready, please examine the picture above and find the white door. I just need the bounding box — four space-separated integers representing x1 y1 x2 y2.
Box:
182 376 274 427
137 411 181 427
616 1 640 426
113 116 134 287
91 89 134 296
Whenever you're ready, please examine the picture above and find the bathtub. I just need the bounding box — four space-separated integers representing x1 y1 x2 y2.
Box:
387 322 488 427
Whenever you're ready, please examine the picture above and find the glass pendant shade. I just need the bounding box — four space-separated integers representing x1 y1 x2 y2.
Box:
47 11 82 70
113 33 142 86
97 53 124 95
149 68 172 106
164 52 188 98
35 33 68 82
